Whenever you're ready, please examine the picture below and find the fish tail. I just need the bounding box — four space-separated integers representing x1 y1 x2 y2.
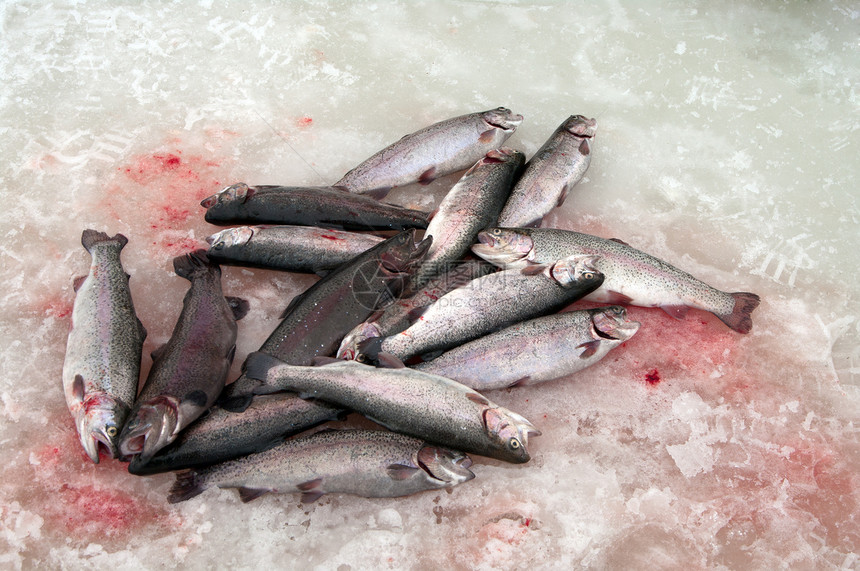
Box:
173 249 216 280
243 352 285 385
717 292 761 334
167 470 206 503
81 229 128 252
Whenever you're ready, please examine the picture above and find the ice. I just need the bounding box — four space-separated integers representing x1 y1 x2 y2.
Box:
1 1 858 569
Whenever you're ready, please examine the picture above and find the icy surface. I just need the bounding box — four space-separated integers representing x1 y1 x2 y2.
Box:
1 1 858 569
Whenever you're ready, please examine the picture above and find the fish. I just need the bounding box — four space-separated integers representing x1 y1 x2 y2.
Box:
497 115 597 228
244 354 540 464
358 255 604 362
413 147 524 286
334 107 524 198
218 229 431 411
415 306 640 390
200 183 430 231
472 227 761 333
62 230 147 463
167 429 475 504
336 260 495 360
128 393 343 475
205 225 384 274
118 251 249 463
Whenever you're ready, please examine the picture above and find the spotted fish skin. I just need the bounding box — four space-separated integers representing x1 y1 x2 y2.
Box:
218 230 431 411
359 255 604 362
497 115 597 228
244 355 540 464
62 229 146 463
128 393 343 475
200 184 430 231
414 147 524 286
416 306 640 390
472 228 761 333
167 429 475 504
206 225 384 274
118 251 248 463
335 107 523 198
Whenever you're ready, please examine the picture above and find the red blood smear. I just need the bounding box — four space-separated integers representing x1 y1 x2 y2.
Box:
296 116 313 128
319 234 340 241
644 368 661 385
28 420 180 544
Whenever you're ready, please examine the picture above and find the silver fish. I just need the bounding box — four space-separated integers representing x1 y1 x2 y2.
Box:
206 225 384 274
334 107 524 198
414 147 524 286
336 260 495 360
201 183 430 231
497 115 597 228
416 306 640 390
358 255 604 362
167 429 475 504
118 251 248 463
128 393 343 475
218 229 431 411
244 354 540 464
472 228 761 333
62 230 146 463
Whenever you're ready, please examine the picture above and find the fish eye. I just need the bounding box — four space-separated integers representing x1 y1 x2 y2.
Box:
509 438 521 450
106 426 117 437
583 272 594 280
491 229 502 236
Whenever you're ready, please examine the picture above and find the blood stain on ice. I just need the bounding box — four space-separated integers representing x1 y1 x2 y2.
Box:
644 368 661 385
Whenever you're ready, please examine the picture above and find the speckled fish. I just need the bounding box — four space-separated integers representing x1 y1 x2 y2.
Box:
62 230 146 463
336 260 495 360
118 251 249 463
472 228 761 333
416 306 640 390
167 429 475 504
218 230 431 411
205 225 384 274
497 115 597 228
128 393 343 475
200 183 430 231
414 147 524 286
244 354 540 464
359 255 604 362
334 107 524 198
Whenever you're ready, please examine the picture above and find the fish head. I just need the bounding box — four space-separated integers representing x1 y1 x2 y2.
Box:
564 115 598 138
483 408 541 464
117 396 180 463
480 147 525 166
471 228 534 268
416 445 476 486
206 226 255 250
200 182 253 209
551 255 604 289
481 107 524 133
74 393 129 463
377 229 433 289
591 306 641 342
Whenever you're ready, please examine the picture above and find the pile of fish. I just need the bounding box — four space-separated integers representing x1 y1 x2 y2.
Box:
62 107 761 505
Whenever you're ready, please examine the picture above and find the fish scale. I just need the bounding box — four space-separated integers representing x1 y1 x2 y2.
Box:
62 229 146 463
472 227 761 333
243 354 540 464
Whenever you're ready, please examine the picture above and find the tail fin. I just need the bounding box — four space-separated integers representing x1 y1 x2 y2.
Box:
167 470 206 503
81 229 128 252
717 292 761 334
173 249 215 280
243 352 286 384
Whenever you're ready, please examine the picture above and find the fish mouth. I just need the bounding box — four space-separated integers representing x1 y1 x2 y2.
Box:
471 230 533 268
483 107 524 131
118 397 180 463
566 115 598 138
592 306 641 341
206 226 255 249
417 446 476 484
200 182 252 208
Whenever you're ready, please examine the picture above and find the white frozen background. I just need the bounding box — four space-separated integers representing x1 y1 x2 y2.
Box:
1 1 858 569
